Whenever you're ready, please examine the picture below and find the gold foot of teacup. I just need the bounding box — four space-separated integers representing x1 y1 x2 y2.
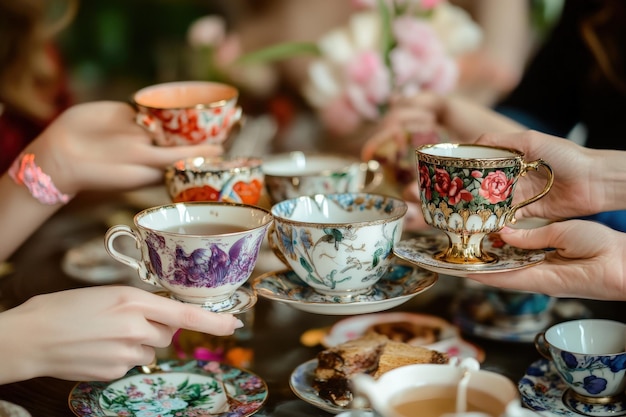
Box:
434 233 498 265
563 389 626 417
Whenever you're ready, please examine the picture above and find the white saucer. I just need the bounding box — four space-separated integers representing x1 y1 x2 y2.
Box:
156 286 257 315
519 359 626 417
251 263 437 315
62 236 137 285
322 312 485 362
393 233 546 277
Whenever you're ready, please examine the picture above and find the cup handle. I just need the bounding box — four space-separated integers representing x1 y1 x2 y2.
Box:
533 331 552 360
362 160 384 192
266 224 291 269
104 225 162 288
506 159 554 224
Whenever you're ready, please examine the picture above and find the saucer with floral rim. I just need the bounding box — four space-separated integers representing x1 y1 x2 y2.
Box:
250 263 437 315
519 359 626 417
154 286 257 315
68 359 268 417
393 232 546 277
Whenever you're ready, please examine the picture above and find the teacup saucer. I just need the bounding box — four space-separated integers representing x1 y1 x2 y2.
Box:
393 233 546 277
250 263 437 315
519 359 626 417
156 286 257 315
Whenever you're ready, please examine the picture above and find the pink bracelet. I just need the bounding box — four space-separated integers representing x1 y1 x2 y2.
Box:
8 153 72 205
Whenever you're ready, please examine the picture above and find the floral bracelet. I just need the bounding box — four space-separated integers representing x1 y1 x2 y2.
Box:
8 153 72 205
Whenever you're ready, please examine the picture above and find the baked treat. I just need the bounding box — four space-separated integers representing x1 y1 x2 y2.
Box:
313 333 388 407
372 339 448 378
313 333 448 406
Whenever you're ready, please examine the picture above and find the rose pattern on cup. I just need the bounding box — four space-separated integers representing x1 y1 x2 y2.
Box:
415 144 553 264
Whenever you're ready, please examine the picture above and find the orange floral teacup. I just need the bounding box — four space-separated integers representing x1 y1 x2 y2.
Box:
133 81 242 146
165 156 264 205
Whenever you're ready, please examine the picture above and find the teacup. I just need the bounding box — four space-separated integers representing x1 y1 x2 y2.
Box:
415 143 553 264
262 152 383 204
165 156 264 205
535 319 626 403
269 193 407 299
132 80 242 146
351 358 536 417
104 202 273 312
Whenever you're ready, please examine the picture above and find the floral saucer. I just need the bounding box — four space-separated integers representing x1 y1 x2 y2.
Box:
68 360 268 417
393 233 546 277
322 312 485 362
155 286 257 315
290 359 369 414
519 359 626 417
250 263 437 315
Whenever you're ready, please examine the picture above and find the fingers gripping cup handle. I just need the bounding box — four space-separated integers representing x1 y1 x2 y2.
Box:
534 331 553 360
104 225 161 288
507 159 554 224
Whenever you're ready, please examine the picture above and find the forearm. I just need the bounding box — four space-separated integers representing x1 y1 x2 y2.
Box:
0 174 62 262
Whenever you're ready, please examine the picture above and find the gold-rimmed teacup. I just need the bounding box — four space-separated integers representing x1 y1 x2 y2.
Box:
415 143 553 264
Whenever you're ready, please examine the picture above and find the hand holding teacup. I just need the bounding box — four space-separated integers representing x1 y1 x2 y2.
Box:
415 143 553 264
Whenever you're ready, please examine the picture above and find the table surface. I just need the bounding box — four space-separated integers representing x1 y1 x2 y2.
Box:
0 190 622 417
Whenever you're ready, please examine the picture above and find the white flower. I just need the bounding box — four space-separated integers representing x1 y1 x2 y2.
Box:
430 2 483 56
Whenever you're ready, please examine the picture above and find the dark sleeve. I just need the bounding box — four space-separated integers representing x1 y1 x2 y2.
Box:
495 0 590 137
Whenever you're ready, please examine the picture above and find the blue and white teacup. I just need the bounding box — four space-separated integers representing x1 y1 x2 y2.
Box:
535 319 626 402
105 202 273 311
269 193 407 299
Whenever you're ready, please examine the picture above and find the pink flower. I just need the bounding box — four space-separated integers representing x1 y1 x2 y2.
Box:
434 168 472 205
345 50 392 119
187 15 226 48
479 171 514 204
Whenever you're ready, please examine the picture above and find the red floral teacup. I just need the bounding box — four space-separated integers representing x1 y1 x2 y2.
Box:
415 143 553 264
165 156 264 205
133 81 242 146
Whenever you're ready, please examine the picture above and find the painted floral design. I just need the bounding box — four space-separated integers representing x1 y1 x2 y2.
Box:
272 194 404 291
68 360 268 417
554 350 626 397
417 161 519 233
145 232 264 288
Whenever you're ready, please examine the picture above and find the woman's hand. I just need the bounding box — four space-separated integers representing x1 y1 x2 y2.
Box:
23 101 225 196
0 286 243 384
468 220 626 300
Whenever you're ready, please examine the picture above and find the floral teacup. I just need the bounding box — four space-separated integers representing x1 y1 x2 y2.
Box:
133 81 242 146
535 319 626 403
415 143 553 264
165 156 264 205
269 193 407 299
104 202 273 311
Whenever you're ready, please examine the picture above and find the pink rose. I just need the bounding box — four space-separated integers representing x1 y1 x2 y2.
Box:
479 171 514 204
434 168 472 204
418 164 432 201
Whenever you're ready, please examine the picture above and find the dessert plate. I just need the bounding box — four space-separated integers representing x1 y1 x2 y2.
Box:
290 359 369 415
519 359 626 417
322 312 485 362
393 233 546 277
68 360 268 417
251 263 437 315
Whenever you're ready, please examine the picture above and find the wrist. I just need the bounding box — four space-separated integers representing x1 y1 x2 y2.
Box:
8 153 74 205
591 148 626 212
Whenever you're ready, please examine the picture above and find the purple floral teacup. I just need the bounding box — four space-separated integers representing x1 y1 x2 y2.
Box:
415 143 553 264
104 202 273 312
535 319 626 403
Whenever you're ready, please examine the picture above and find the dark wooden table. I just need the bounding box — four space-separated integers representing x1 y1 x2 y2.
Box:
0 191 622 417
